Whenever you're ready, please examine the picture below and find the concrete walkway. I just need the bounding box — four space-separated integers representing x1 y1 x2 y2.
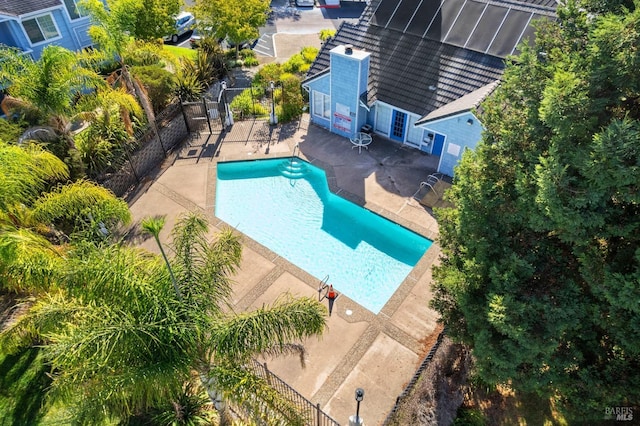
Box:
127 116 443 425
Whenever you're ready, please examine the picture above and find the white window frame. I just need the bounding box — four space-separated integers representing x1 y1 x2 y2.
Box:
22 14 61 46
63 0 87 20
312 91 331 120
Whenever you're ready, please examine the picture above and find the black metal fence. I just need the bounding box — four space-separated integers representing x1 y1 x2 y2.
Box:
246 360 341 426
99 101 188 197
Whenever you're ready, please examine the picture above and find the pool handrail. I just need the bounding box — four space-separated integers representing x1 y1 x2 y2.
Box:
317 275 330 301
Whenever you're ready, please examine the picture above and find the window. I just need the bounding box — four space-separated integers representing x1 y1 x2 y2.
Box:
313 91 330 119
22 14 59 44
64 0 86 20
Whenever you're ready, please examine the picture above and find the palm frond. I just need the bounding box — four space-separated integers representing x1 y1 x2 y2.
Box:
210 294 327 362
0 141 69 210
30 179 131 235
170 215 242 312
0 227 65 293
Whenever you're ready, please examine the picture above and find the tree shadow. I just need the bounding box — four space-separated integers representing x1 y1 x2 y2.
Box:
0 347 52 425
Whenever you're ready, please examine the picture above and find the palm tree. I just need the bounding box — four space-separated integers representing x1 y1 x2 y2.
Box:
0 141 131 293
80 0 179 127
0 46 106 147
1 212 326 424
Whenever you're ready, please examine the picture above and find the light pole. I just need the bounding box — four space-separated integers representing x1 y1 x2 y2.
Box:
269 80 277 125
349 387 365 426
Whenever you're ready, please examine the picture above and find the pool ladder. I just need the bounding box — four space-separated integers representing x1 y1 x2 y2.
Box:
317 275 330 301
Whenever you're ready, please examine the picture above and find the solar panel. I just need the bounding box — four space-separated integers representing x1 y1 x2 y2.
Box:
405 0 443 37
387 0 423 31
512 24 536 54
424 0 466 42
465 5 509 54
371 0 399 27
487 9 532 57
444 0 488 48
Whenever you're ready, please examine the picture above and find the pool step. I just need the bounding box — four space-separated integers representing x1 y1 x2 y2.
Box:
279 159 308 179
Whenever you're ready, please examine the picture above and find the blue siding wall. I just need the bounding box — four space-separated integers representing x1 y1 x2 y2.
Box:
307 74 331 130
30 10 80 59
0 22 19 47
421 112 483 176
329 48 369 138
3 9 93 59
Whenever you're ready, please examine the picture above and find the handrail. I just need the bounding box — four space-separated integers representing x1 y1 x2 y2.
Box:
248 359 340 426
412 174 442 200
291 144 300 164
317 275 330 301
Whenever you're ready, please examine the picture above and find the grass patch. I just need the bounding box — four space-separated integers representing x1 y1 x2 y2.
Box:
0 347 52 425
163 45 197 61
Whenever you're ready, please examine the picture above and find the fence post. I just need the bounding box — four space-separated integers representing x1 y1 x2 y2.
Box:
122 141 140 183
316 403 321 426
219 100 226 130
263 362 272 385
179 100 192 134
203 97 212 133
156 116 167 157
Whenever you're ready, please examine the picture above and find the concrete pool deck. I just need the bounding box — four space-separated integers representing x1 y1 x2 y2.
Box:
127 116 445 425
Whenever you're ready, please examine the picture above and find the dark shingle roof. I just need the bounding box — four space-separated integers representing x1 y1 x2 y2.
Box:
307 0 556 117
0 0 62 17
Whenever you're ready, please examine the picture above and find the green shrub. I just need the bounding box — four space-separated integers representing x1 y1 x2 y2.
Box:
253 63 283 86
248 85 266 98
0 118 28 143
194 40 228 83
124 40 167 67
230 89 268 118
131 65 176 113
276 74 304 123
283 53 306 74
75 105 132 178
319 29 336 42
174 71 205 102
301 46 319 63
243 56 259 67
239 49 256 59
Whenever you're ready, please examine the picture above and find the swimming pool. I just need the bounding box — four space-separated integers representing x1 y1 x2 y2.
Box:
215 158 432 313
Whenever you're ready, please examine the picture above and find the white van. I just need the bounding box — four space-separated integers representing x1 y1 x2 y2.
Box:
164 11 195 43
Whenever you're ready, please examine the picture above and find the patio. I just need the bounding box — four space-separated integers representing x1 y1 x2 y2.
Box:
127 115 444 425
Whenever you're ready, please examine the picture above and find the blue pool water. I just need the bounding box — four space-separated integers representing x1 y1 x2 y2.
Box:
215 158 432 313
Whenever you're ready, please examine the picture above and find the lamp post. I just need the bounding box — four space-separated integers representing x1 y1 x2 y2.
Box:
349 387 365 426
269 80 277 125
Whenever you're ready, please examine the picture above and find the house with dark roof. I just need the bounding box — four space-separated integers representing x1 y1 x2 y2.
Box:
0 0 93 59
303 0 556 176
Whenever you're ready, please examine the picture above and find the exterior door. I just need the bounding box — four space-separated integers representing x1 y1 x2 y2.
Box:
431 133 445 156
390 110 406 141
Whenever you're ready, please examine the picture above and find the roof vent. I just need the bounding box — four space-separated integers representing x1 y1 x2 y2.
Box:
428 85 437 91
345 44 353 55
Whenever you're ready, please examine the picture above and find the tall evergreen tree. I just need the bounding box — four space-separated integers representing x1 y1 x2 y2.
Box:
432 1 640 419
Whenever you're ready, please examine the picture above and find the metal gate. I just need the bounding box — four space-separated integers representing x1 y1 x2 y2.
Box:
181 98 225 134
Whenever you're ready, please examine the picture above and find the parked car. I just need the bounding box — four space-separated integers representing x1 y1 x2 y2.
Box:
295 0 314 6
164 11 195 43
